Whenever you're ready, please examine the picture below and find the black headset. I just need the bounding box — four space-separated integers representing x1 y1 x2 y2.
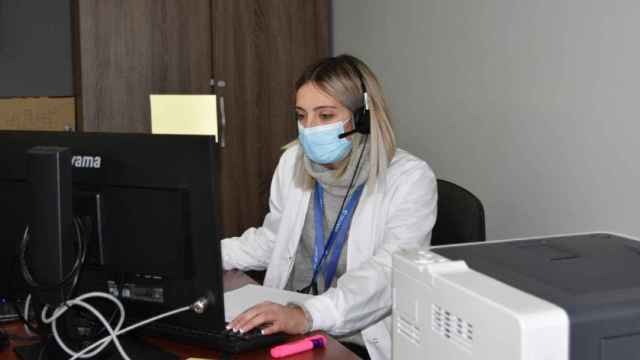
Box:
298 56 372 138
338 57 371 139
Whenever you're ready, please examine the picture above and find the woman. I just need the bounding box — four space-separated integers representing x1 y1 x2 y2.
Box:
223 54 437 360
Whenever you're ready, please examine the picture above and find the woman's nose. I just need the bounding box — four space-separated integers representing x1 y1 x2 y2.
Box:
300 115 318 128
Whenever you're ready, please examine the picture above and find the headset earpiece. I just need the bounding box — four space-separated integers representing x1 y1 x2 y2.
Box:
349 58 371 136
337 58 372 139
352 103 371 135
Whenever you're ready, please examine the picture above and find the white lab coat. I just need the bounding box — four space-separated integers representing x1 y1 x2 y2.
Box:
221 144 437 360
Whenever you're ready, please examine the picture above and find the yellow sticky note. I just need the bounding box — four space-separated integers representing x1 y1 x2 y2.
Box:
150 94 218 138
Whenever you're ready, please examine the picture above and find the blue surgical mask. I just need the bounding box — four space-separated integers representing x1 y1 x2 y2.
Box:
298 118 353 164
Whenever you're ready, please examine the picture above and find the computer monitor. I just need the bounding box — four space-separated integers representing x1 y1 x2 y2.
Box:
0 131 224 348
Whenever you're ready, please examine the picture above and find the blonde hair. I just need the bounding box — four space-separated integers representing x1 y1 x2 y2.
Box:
289 54 397 191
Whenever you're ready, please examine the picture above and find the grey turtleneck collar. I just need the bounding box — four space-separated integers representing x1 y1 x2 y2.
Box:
302 134 370 197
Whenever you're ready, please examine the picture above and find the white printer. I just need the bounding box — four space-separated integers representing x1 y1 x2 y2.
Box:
392 233 640 360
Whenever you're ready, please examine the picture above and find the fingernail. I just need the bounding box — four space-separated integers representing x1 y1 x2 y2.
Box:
239 328 245 334
225 324 231 330
260 329 265 335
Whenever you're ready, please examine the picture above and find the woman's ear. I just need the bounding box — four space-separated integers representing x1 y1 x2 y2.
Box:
345 116 355 132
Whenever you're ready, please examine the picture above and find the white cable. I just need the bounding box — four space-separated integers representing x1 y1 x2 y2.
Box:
69 304 190 360
23 294 33 336
70 304 190 360
42 292 126 359
40 291 191 360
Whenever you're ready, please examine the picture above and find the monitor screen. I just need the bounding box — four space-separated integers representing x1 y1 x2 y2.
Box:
0 130 224 335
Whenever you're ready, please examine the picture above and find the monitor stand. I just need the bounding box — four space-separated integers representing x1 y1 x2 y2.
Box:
14 335 178 360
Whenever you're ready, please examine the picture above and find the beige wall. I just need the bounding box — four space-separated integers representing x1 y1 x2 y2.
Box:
334 0 640 240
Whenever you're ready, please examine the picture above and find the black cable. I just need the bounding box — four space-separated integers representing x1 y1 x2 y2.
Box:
66 218 88 300
299 135 369 295
7 259 47 337
8 214 121 357
18 218 86 295
7 216 88 340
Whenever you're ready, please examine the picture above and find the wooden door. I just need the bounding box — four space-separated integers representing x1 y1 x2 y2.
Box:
75 0 212 132
212 0 330 237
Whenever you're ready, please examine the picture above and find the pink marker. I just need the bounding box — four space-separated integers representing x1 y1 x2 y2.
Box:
270 334 327 358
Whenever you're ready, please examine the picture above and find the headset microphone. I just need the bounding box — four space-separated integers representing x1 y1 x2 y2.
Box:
338 129 357 139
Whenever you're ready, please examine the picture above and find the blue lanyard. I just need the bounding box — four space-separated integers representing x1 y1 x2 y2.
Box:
312 181 365 290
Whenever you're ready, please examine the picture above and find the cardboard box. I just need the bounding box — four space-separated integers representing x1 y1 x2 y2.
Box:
0 97 76 131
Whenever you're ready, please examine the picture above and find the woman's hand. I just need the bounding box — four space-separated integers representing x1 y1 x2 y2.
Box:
228 301 309 335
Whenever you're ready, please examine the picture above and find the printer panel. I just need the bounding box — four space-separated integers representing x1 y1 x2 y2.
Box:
392 248 569 360
432 233 640 360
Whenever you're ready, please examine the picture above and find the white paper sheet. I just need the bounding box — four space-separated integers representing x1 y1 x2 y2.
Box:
150 94 218 138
